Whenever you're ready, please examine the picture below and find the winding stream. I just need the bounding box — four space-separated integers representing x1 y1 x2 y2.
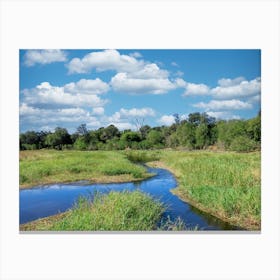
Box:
20 166 241 230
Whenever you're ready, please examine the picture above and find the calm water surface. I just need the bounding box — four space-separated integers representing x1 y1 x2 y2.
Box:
20 166 241 230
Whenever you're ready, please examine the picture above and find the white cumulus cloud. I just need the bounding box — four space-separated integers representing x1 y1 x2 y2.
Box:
108 107 155 122
67 49 179 94
106 107 156 130
110 73 176 94
175 71 184 77
128 63 169 79
211 77 261 99
157 115 175 126
193 99 252 111
64 78 109 95
248 94 261 104
119 108 155 118
20 103 41 115
23 49 67 66
67 49 169 79
67 49 143 74
129 52 142 58
175 78 187 88
183 82 210 96
92 107 105 115
181 77 261 100
108 122 135 131
206 111 241 120
21 81 108 108
217 77 246 87
20 103 100 128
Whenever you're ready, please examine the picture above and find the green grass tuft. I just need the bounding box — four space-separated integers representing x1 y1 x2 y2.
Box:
124 150 161 163
21 191 165 231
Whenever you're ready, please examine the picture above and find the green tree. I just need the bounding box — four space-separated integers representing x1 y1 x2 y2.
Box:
73 137 88 150
165 133 179 148
195 123 209 149
37 131 50 149
87 131 99 150
217 120 247 149
100 125 120 143
120 131 141 148
173 113 180 126
176 122 196 149
139 125 151 140
246 115 261 142
146 130 164 147
45 127 71 150
76 124 88 136
230 135 257 152
20 131 40 149
188 112 202 126
76 124 90 144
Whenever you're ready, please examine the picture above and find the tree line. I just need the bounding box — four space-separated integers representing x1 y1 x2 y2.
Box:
20 112 261 152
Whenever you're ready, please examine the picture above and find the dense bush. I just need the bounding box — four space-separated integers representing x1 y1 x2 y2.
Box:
73 137 87 150
229 136 257 152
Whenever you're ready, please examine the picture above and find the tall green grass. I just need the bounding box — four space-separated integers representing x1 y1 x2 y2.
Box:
20 150 150 188
20 149 261 230
160 151 261 230
124 150 161 163
20 191 165 231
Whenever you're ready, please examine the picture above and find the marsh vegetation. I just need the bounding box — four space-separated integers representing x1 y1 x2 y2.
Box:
20 149 260 230
20 191 164 231
19 150 151 188
158 151 261 230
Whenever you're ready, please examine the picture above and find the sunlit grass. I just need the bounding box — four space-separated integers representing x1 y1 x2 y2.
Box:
124 150 161 163
159 150 261 230
19 149 261 230
20 150 150 188
20 191 165 231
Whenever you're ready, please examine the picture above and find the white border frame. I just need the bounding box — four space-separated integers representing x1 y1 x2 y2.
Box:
1 1 280 279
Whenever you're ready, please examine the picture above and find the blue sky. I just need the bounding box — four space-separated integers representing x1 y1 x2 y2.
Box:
19 49 261 133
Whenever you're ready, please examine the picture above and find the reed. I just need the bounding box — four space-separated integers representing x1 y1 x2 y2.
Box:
160 150 261 230
20 190 165 231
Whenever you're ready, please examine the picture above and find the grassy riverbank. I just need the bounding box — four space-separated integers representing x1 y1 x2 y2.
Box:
20 190 164 231
152 150 261 230
20 149 261 230
20 150 152 188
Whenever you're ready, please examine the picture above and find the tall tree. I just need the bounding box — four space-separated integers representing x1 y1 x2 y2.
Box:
173 113 180 126
195 123 209 149
104 125 120 140
139 125 151 140
45 127 71 150
76 124 88 136
176 122 196 149
188 112 202 126
146 130 164 146
20 131 40 150
246 115 261 142
120 131 141 148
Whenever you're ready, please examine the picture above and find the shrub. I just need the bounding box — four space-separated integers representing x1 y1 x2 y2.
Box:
74 137 87 150
229 136 257 152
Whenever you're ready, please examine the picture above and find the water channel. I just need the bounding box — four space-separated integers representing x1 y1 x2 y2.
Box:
20 166 242 230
